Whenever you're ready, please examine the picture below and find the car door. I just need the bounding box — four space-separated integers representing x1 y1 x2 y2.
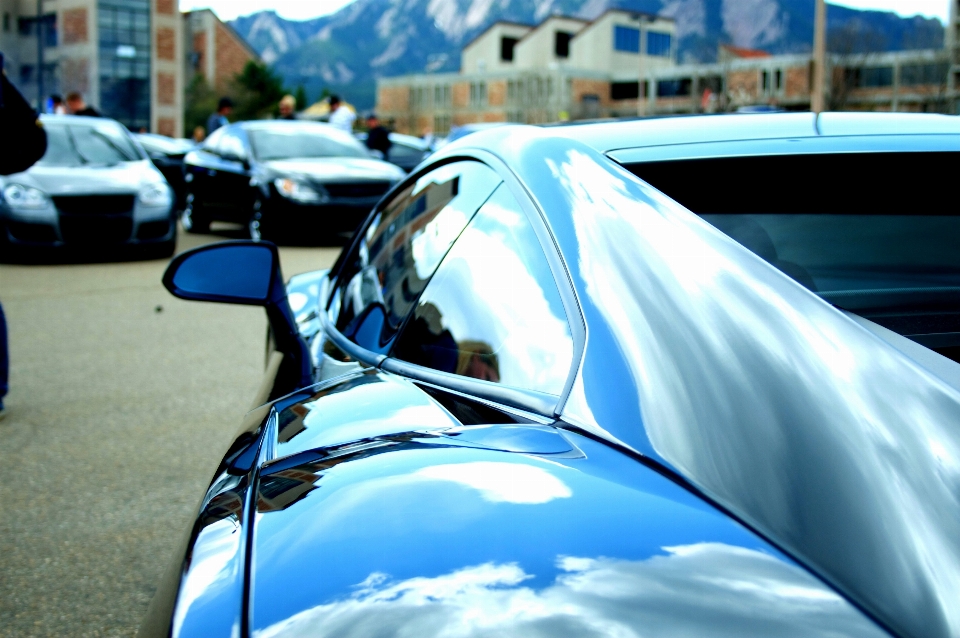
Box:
213 127 255 223
316 160 503 381
184 127 226 215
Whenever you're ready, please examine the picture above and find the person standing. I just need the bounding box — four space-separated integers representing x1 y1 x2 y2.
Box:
364 112 391 161
278 94 297 120
65 91 100 117
327 95 356 133
50 94 66 114
206 97 233 135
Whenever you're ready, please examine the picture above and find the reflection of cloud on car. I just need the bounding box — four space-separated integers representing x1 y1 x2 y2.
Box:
0 115 176 258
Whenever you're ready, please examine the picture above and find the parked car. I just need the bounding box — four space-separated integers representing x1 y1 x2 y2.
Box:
355 131 433 172
135 133 196 213
0 115 177 257
182 120 406 242
141 114 960 638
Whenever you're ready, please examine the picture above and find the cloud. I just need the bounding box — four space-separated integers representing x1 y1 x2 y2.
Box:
415 462 573 504
179 0 356 22
252 543 887 638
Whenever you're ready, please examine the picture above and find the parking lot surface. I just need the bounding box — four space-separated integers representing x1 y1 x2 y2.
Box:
0 230 341 636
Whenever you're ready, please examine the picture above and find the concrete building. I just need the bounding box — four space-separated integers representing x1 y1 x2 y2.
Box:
183 8 259 94
0 0 183 136
378 9 954 134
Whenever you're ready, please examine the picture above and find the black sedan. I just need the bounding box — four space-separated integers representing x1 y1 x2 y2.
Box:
135 133 196 213
0 115 177 257
142 113 960 638
182 120 405 242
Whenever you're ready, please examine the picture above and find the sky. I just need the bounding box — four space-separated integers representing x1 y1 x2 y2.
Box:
178 0 950 24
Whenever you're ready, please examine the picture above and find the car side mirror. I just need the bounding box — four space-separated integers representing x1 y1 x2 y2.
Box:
162 241 311 396
164 241 276 304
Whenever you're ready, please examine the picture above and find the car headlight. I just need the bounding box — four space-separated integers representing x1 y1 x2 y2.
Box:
2 184 49 209
139 183 172 207
274 178 329 204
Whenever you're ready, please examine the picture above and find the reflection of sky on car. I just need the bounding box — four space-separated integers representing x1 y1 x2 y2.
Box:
417 186 572 394
550 149 960 638
253 541 884 638
249 434 817 633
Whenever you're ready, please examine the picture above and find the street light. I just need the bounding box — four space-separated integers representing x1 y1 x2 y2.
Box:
633 13 655 117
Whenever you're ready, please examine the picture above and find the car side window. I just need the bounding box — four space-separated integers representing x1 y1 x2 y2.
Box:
391 184 574 395
330 161 502 352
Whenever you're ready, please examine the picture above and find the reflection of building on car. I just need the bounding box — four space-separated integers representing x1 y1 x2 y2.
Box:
181 120 406 242
145 114 960 638
0 115 177 257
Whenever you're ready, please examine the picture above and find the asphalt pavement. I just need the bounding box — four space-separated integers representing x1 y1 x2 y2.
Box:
0 228 342 636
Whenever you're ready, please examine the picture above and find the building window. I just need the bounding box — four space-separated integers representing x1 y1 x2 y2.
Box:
775 69 783 91
479 81 487 105
860 66 894 87
98 0 151 131
17 14 56 46
555 31 572 58
614 25 640 53
646 31 672 57
657 78 692 97
901 63 948 86
501 36 518 62
611 81 639 100
3 13 10 32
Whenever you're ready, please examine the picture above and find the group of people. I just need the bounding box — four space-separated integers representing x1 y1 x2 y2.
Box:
202 92 393 161
46 91 100 117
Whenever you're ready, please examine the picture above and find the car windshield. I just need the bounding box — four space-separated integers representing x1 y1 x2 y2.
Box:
248 125 368 161
38 120 143 167
627 152 960 348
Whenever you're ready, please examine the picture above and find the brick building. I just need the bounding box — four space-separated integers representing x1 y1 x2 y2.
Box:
0 0 183 135
378 9 955 134
182 8 259 94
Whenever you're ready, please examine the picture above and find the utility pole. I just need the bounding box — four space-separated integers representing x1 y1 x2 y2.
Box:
811 0 827 113
36 0 44 111
634 13 654 117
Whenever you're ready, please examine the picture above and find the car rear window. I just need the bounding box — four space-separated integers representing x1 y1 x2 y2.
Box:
626 152 960 350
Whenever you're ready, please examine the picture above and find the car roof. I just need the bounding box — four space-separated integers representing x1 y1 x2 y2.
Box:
551 112 960 157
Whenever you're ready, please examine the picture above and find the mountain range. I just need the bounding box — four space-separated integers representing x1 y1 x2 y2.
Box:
230 0 945 110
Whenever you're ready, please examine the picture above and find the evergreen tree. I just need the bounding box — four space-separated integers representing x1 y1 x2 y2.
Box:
231 61 286 121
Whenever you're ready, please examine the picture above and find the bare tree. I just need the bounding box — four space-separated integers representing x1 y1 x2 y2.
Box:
827 23 887 111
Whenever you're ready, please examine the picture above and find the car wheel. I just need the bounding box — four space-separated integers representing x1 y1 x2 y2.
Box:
248 199 264 242
181 200 210 234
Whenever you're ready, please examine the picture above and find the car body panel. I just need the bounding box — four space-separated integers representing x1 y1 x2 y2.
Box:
263 158 406 184
435 123 960 638
248 414 888 638
146 114 960 638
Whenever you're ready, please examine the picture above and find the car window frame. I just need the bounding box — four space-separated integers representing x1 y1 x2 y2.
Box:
319 151 586 418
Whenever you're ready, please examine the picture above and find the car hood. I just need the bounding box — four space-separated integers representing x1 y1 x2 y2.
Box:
242 372 887 638
261 157 405 183
9 161 159 195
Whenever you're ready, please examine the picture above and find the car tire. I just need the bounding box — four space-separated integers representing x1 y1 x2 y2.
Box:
181 201 210 234
249 199 265 242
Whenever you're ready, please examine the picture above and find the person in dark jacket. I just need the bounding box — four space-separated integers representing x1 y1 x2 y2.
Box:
278 95 296 120
65 91 100 117
1 53 48 420
364 113 391 162
206 97 233 135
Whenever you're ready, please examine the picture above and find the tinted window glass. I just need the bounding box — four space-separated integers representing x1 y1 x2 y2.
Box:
332 161 502 352
627 152 960 348
392 184 573 395
37 121 141 167
249 125 368 160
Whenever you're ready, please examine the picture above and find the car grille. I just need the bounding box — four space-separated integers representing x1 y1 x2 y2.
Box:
59 215 133 244
324 182 392 199
53 195 135 215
